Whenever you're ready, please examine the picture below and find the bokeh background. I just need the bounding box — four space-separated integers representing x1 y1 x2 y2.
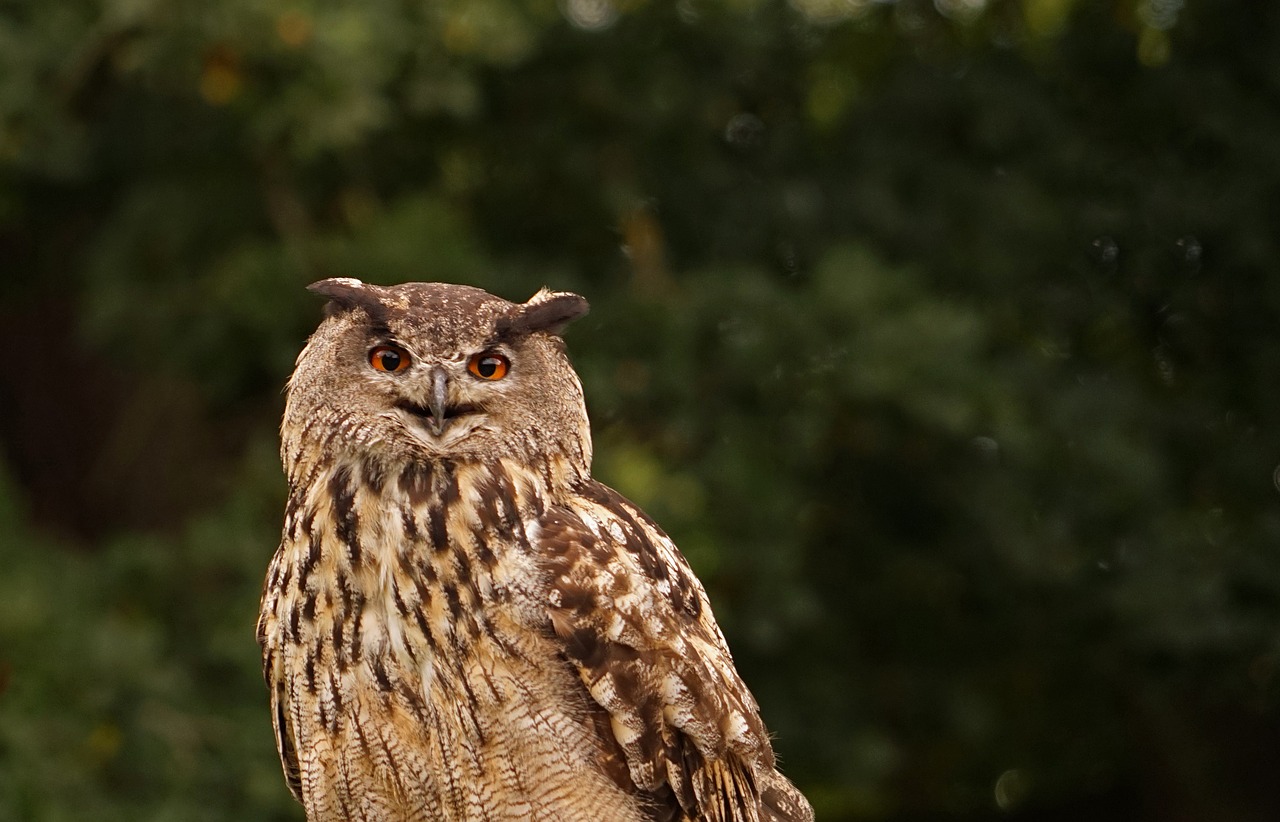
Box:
2 0 1279 819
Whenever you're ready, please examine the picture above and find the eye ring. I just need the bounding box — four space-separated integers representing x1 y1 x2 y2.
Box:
467 352 509 381
369 344 411 373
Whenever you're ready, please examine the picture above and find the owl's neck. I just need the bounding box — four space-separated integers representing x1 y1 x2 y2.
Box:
281 450 581 562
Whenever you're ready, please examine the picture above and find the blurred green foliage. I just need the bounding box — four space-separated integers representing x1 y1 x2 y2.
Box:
2 0 1279 819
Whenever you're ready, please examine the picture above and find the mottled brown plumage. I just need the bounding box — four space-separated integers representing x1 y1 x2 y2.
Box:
257 278 813 821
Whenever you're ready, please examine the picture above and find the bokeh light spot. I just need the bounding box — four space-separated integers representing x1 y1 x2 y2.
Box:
561 0 619 31
199 46 242 106
994 768 1029 811
935 0 988 22
276 10 313 48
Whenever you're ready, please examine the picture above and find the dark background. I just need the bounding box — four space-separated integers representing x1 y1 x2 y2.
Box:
2 1 1279 819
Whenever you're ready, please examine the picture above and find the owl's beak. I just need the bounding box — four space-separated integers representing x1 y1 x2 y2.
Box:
398 366 480 438
426 366 450 437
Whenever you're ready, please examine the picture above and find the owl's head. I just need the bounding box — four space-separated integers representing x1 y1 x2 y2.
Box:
284 278 591 470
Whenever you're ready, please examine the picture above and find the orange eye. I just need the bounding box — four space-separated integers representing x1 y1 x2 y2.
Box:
369 344 411 373
467 352 509 380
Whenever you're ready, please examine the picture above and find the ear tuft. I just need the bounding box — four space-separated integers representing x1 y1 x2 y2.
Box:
307 278 389 325
499 288 589 337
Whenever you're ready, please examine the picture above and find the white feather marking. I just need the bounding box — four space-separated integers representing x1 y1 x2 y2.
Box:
419 657 434 698
523 518 542 547
725 710 753 748
610 715 641 746
606 612 626 641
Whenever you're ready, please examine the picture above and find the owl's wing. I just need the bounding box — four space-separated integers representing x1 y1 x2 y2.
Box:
538 481 812 822
268 678 303 801
258 557 303 803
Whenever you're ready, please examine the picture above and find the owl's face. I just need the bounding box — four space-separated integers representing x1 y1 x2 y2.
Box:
285 278 592 467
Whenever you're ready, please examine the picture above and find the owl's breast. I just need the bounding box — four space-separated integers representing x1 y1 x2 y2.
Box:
283 549 645 821
263 455 647 821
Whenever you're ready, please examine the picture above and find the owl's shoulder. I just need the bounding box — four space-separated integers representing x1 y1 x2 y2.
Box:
539 480 709 628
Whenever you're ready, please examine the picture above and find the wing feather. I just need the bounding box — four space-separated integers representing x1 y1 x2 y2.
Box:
260 552 305 803
271 679 303 801
538 480 812 822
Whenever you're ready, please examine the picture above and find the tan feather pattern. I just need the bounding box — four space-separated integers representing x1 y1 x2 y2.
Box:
260 454 653 821
540 481 813 822
259 279 813 821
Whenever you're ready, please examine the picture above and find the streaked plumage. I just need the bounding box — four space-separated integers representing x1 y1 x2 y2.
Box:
257 278 812 821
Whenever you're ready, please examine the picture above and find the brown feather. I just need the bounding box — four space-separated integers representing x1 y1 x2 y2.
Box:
539 480 812 821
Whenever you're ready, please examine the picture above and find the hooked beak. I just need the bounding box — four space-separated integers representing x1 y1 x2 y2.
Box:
427 366 449 436
397 366 482 438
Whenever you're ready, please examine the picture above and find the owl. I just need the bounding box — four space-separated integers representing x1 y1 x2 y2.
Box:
257 278 813 822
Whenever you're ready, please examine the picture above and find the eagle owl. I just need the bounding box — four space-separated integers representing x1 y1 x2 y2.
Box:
257 278 813 822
